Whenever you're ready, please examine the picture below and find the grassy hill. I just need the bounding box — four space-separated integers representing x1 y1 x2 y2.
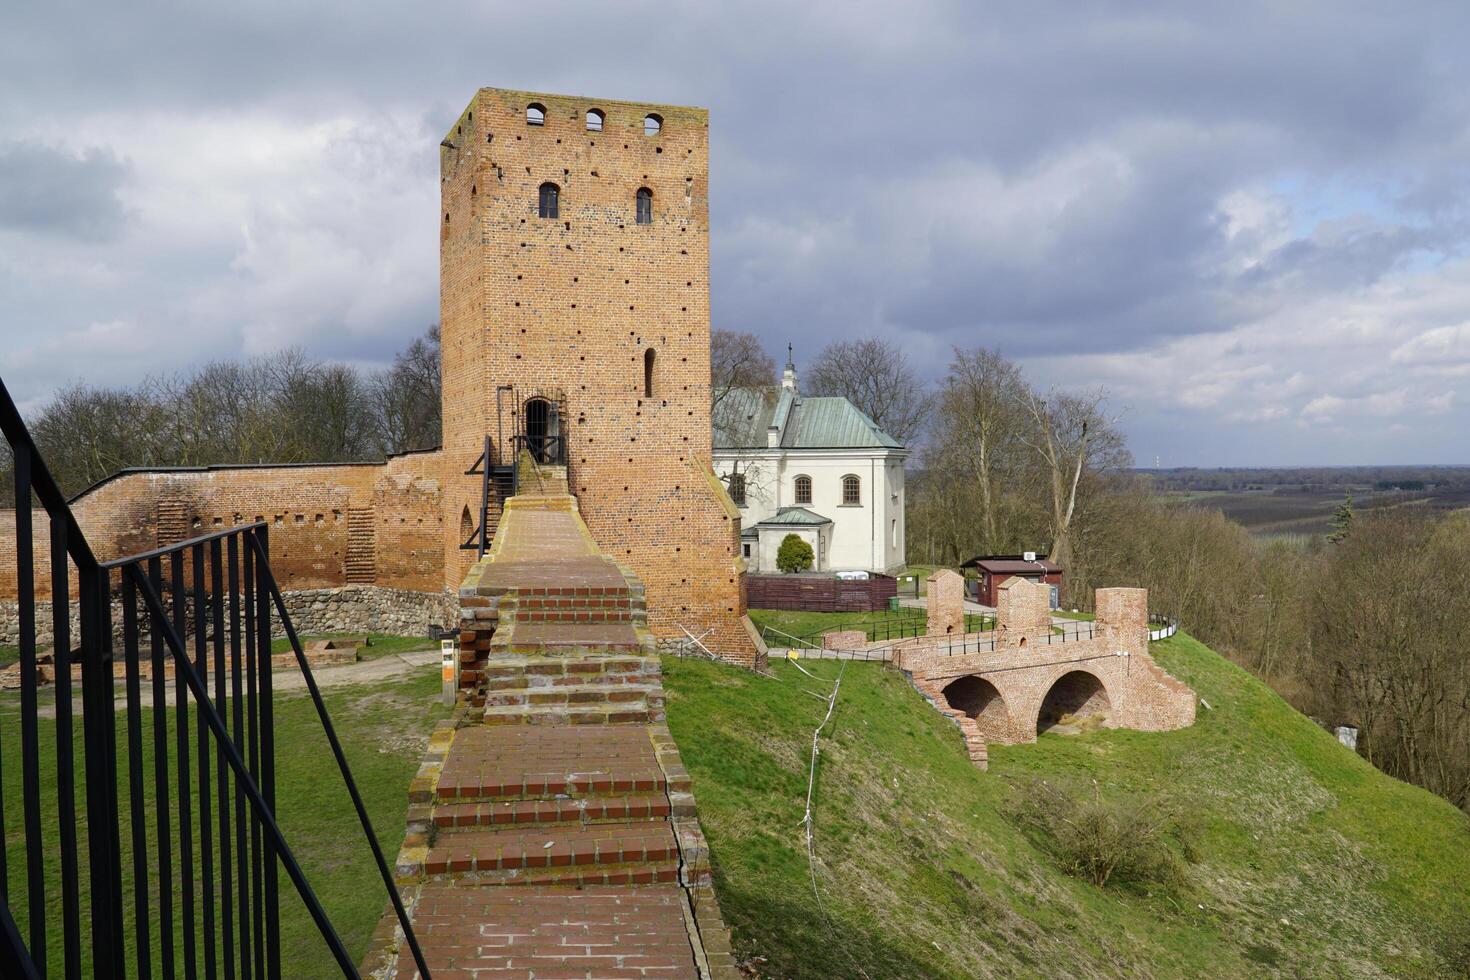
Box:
662 634 1470 978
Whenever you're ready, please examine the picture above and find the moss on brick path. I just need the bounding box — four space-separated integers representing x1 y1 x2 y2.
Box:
662 634 1470 978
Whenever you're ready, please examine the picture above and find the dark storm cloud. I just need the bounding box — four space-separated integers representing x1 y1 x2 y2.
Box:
0 141 128 239
2 0 1470 462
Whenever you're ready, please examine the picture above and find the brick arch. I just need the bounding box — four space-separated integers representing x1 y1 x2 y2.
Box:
1035 669 1112 733
940 676 1012 737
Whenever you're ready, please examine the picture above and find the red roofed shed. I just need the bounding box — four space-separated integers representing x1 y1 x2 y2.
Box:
959 554 1063 608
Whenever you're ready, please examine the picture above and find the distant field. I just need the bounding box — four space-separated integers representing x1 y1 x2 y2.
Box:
1166 486 1470 537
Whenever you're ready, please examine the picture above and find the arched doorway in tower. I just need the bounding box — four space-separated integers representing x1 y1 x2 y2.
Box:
940 675 1012 737
1037 671 1111 734
523 397 559 464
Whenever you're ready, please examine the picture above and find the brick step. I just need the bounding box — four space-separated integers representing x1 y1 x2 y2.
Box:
422 823 677 878
511 610 638 623
432 793 684 831
482 681 663 710
509 593 641 608
481 703 662 727
481 655 659 685
488 621 652 655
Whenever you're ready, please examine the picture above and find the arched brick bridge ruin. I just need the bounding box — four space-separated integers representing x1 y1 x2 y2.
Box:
885 573 1196 768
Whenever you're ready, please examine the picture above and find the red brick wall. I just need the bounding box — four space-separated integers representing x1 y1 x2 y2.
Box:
1 450 446 602
437 88 755 664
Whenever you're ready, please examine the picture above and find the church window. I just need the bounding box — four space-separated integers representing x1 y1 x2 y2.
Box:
729 472 746 506
842 474 861 505
794 474 812 505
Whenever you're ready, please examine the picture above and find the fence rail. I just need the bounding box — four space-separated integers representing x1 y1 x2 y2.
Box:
1 376 429 977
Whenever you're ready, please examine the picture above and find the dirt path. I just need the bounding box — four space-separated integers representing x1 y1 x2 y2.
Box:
25 648 441 718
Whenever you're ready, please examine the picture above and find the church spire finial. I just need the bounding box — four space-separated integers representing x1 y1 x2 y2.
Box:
786 342 795 371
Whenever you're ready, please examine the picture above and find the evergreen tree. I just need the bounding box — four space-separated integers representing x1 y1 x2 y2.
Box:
1328 492 1354 543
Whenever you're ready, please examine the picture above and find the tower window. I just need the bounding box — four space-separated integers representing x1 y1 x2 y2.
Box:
538 182 559 219
644 347 656 397
526 103 546 126
794 475 812 505
842 474 861 506
636 187 653 225
643 113 662 135
729 472 746 507
586 109 604 132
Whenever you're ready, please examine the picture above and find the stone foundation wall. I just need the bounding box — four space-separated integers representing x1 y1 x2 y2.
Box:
1 585 453 648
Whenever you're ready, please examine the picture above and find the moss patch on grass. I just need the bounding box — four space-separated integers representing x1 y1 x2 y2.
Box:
663 633 1470 978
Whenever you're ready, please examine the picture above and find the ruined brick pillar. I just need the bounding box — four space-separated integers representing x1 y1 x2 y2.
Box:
996 578 1051 642
1095 587 1148 654
926 569 965 636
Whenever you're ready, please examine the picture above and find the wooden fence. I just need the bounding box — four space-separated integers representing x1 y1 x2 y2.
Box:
746 573 897 612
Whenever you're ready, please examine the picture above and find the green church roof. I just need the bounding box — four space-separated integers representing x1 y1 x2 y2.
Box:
755 506 833 527
713 387 904 450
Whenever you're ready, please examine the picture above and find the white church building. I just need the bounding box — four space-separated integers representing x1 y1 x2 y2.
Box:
713 361 908 574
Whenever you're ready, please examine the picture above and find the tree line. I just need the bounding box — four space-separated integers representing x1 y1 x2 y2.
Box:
713 330 1470 814
2 327 441 499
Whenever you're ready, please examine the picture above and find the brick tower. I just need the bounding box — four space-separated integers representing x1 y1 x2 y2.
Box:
438 87 758 664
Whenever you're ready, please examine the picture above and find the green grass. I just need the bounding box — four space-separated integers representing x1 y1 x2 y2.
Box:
0 644 17 668
749 608 992 646
663 634 1470 977
1 666 447 976
268 632 435 659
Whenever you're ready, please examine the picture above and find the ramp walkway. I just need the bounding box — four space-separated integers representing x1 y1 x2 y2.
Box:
365 469 739 979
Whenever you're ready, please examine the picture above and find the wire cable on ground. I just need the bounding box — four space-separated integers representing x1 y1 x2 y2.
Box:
794 656 874 980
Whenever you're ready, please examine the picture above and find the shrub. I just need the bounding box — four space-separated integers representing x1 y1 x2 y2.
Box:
775 533 815 574
1007 779 1189 890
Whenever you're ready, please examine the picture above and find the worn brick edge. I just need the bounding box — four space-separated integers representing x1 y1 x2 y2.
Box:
647 724 743 980
357 708 466 978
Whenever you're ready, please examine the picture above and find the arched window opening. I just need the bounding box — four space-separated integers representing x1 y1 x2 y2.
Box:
728 472 746 507
538 182 559 219
523 397 559 464
644 347 656 398
460 505 474 545
841 474 861 505
636 187 653 225
643 113 662 135
1037 671 1112 734
586 109 604 132
526 103 546 126
794 475 812 505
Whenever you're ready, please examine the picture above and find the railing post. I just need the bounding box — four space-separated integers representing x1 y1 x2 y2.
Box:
79 563 121 974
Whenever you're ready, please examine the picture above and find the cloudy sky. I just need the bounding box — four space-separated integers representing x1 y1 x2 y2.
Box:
2 0 1469 466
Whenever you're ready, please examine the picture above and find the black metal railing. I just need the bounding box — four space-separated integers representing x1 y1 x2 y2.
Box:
513 432 566 467
1 378 430 977
774 610 997 647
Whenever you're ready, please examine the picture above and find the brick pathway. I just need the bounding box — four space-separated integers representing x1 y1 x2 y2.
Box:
364 474 738 979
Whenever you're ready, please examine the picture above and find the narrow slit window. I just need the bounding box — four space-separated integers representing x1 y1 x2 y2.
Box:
644 347 656 397
636 187 653 225
538 182 559 219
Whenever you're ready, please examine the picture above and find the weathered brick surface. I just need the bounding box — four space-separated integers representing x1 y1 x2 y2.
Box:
436 87 757 666
897 586 1196 766
926 569 965 636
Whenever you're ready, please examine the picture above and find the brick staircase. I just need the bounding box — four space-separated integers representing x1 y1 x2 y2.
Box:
364 477 740 979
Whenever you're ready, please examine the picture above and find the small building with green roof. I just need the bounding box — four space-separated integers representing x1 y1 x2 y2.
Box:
713 359 908 573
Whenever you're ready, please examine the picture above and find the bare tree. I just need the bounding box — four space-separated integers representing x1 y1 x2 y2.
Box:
1019 388 1130 576
711 329 776 414
804 338 930 444
936 347 1032 553
372 324 442 454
